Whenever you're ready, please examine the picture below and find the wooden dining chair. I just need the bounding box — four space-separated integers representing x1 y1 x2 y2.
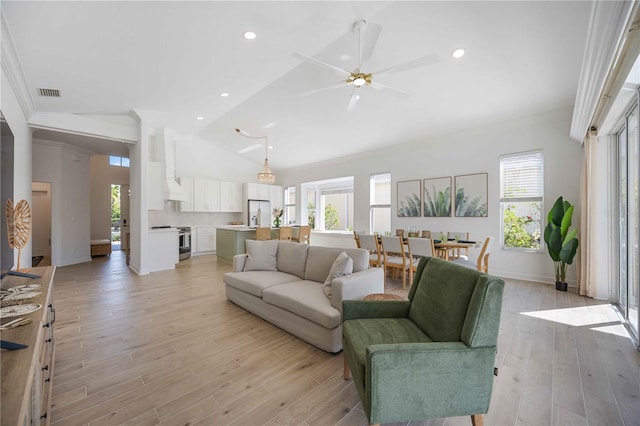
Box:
407 237 435 284
395 229 405 237
452 237 494 273
292 225 310 244
255 227 271 241
421 230 431 238
381 236 409 290
448 231 470 259
353 231 361 248
359 234 383 268
278 226 293 241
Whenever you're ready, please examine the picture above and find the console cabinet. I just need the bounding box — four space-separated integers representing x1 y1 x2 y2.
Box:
1 266 56 426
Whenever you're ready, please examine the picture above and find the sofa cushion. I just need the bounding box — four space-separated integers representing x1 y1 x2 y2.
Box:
323 251 353 299
263 281 341 329
244 240 279 271
277 241 308 279
305 246 369 283
408 257 480 342
224 271 300 297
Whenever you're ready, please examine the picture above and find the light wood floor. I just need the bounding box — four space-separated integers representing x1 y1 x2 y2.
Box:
50 251 640 426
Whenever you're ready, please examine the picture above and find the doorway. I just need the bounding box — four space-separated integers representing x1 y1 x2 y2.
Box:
31 181 51 266
110 184 130 252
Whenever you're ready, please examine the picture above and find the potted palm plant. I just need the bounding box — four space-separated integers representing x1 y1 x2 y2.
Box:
543 196 579 291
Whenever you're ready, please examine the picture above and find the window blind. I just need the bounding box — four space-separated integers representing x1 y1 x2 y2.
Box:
500 152 544 200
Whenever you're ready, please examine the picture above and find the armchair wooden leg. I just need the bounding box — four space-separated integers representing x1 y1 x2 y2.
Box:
471 414 483 426
344 355 351 380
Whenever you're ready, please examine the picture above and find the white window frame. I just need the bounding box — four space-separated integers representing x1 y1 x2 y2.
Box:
284 186 295 225
370 172 391 235
499 150 544 252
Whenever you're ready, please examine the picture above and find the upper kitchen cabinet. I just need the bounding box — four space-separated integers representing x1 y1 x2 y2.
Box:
220 181 243 212
178 177 194 212
245 183 270 200
193 178 220 212
270 185 283 211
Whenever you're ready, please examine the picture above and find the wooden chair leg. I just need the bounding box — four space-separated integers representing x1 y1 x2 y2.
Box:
344 355 351 380
471 414 483 426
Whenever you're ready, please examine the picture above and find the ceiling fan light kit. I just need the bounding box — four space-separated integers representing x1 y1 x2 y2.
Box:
235 128 276 184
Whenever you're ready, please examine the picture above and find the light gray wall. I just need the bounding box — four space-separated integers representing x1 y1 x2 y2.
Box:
279 107 583 285
90 155 130 240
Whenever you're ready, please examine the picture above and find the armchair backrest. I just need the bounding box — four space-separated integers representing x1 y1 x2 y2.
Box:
407 257 504 347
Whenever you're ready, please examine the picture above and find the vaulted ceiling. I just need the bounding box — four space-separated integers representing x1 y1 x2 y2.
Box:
2 1 591 169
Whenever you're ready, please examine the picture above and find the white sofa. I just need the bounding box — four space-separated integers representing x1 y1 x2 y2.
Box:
223 240 384 353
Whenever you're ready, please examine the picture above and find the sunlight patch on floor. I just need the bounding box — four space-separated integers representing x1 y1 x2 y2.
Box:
590 323 632 338
520 304 619 327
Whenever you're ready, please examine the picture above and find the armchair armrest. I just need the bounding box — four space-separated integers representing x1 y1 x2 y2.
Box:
342 300 411 320
330 268 384 313
363 342 497 423
232 254 248 272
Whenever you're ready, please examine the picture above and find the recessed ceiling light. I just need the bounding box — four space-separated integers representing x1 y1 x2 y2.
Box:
452 48 465 59
220 92 229 97
243 31 256 40
196 116 204 120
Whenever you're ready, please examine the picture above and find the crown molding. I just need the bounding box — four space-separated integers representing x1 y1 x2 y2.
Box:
1 9 35 119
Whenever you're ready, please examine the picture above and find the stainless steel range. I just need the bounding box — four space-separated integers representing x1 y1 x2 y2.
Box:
177 227 191 261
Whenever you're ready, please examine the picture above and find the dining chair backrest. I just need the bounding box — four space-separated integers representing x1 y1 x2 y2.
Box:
421 230 431 238
358 234 379 252
395 229 405 237
408 237 434 258
255 227 271 241
476 237 494 273
279 226 293 241
381 236 404 256
448 231 470 241
353 231 361 248
294 225 311 244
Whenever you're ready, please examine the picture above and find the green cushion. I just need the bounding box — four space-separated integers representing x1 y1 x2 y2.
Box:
408 257 481 341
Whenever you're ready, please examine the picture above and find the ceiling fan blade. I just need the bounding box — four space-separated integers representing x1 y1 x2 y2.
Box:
373 53 439 76
347 87 361 111
356 22 382 73
293 52 352 77
300 82 347 97
369 81 410 99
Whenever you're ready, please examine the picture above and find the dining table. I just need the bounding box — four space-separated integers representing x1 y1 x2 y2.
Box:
433 240 479 260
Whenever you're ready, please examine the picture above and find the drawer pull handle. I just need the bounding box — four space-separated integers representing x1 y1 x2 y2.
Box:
43 322 50 328
46 338 52 343
51 306 56 324
42 365 49 371
41 413 47 420
45 378 51 383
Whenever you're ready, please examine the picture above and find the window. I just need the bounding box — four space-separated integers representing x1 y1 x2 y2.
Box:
284 186 296 225
500 151 544 251
109 155 130 167
370 173 391 235
302 177 354 231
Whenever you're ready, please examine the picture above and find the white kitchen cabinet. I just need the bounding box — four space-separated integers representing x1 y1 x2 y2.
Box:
245 182 270 200
148 161 164 210
220 181 243 212
270 185 283 211
194 179 220 212
178 177 194 212
194 227 217 253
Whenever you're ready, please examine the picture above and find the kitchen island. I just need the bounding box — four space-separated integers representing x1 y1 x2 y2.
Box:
216 227 257 262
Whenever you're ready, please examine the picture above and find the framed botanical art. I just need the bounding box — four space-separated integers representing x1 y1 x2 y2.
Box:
397 180 421 217
423 177 452 217
454 173 488 217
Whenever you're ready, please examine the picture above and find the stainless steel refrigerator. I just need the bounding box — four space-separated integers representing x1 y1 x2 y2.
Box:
247 199 271 228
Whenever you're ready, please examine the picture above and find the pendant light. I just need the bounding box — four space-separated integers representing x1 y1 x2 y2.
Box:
235 128 276 184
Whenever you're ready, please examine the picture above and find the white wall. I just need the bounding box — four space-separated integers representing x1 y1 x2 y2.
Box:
279 107 583 286
1 71 33 268
33 141 91 266
90 155 130 240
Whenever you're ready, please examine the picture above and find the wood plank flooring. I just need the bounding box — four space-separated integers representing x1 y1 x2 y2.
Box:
49 251 640 425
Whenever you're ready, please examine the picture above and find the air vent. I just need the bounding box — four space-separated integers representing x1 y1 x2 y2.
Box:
38 88 60 97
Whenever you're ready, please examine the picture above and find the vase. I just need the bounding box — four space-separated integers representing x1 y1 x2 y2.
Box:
274 218 280 228
555 281 567 292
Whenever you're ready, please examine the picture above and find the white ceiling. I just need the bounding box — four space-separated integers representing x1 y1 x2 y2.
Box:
2 1 591 170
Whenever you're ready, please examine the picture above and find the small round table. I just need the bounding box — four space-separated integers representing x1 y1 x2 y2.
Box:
362 293 406 301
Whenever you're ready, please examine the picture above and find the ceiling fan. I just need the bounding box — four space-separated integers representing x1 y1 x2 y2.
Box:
294 20 439 111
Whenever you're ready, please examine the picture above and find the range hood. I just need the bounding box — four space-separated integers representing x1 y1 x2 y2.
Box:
153 129 187 202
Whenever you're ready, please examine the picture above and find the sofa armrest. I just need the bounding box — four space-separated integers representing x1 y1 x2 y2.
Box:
331 268 384 313
342 300 411 320
363 343 497 423
232 254 248 272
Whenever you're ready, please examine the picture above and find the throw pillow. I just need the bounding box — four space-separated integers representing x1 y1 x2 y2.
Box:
243 240 279 271
323 251 353 299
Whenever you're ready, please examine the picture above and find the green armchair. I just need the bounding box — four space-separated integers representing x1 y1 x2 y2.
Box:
342 256 504 426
